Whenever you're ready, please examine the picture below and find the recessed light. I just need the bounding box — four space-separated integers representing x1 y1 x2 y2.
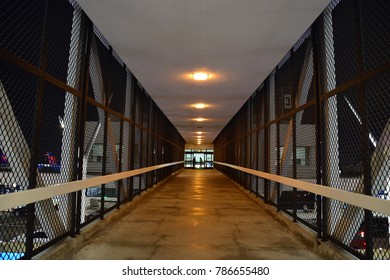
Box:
195 103 206 109
192 72 209 81
194 118 206 122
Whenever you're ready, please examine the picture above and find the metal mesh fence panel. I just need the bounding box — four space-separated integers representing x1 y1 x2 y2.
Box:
257 128 265 197
213 0 389 260
89 35 109 106
293 37 315 107
295 108 317 227
121 120 132 202
322 87 366 257
332 0 358 86
250 130 257 193
45 0 74 84
365 71 390 259
0 63 37 258
317 7 337 96
65 3 84 90
0 63 34 259
34 83 76 249
275 55 293 118
81 102 104 224
360 0 390 72
0 0 45 67
104 114 120 210
278 117 294 214
40 84 68 182
268 123 278 205
1 0 185 260
0 32 37 259
133 127 141 195
141 129 148 191
109 54 126 114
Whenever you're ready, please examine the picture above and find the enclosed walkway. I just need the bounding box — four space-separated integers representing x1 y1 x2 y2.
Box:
64 169 324 260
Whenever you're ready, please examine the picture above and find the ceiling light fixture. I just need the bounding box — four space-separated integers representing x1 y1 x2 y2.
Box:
195 103 206 109
194 118 206 122
192 72 209 81
196 132 203 135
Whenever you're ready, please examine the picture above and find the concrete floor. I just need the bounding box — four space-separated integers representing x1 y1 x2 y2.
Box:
67 169 323 260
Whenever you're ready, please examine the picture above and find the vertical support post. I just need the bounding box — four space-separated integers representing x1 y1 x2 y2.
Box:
354 0 373 260
321 4 338 242
25 0 50 259
100 45 113 218
264 78 269 204
255 94 260 197
129 74 137 200
312 19 324 239
123 69 132 201
100 110 108 218
75 12 93 235
117 65 126 208
117 117 124 208
139 97 144 193
290 49 298 222
276 119 281 212
146 95 151 189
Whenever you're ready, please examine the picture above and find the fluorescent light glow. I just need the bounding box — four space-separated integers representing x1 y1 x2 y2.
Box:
192 72 209 81
194 118 206 122
195 103 205 109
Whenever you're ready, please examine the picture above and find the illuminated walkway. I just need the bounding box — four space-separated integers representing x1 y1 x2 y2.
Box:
65 169 323 260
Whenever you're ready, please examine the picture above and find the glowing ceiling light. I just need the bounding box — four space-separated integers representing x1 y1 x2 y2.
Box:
195 103 206 109
196 132 203 135
192 72 209 81
194 118 206 122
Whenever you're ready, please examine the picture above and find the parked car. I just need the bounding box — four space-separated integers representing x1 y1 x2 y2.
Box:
349 217 389 250
350 230 366 249
0 184 25 195
12 205 28 217
11 230 48 245
279 190 316 211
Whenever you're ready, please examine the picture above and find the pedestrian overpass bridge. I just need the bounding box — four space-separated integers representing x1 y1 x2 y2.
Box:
1 163 388 260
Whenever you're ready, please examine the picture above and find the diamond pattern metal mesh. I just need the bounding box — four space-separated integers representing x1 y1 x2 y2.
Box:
45 0 74 84
104 114 120 209
332 0 358 86
214 0 389 259
0 0 45 67
295 107 317 227
278 117 294 214
365 71 390 259
257 128 265 197
1 0 184 259
360 0 390 72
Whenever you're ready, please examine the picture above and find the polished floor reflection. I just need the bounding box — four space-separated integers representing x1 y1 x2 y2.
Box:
68 169 322 260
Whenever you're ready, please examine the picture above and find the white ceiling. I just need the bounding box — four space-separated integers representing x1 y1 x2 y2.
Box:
76 0 330 146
